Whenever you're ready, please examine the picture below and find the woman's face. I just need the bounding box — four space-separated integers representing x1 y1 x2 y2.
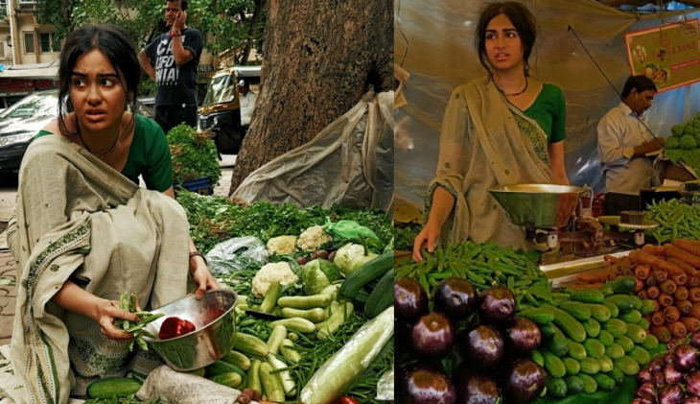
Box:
484 13 525 73
69 49 126 134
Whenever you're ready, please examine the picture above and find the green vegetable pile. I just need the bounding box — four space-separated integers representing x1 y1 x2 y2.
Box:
393 221 421 251
176 191 392 254
645 199 700 243
168 124 221 187
395 241 546 303
664 112 700 173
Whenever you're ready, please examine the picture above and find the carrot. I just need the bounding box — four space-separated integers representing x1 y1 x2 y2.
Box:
665 244 700 269
634 264 652 280
678 299 693 315
647 286 661 299
651 311 666 326
653 269 668 283
675 287 689 302
691 287 700 303
669 321 688 338
691 303 700 319
629 250 685 276
643 244 667 256
664 306 681 323
671 273 688 286
691 276 700 287
659 294 674 307
673 239 700 258
577 268 613 283
681 317 700 333
660 280 678 295
668 258 697 277
635 277 645 293
638 290 649 300
651 326 672 342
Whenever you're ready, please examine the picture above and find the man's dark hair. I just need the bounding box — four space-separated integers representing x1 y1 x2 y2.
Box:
57 24 140 136
621 75 657 99
167 0 187 11
475 1 537 76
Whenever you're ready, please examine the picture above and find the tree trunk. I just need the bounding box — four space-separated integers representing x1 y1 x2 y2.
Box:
227 0 392 194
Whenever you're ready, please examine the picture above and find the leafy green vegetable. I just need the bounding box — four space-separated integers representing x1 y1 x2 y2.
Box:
646 199 700 242
168 124 221 186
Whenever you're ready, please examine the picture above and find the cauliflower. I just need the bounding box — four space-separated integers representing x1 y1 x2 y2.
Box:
333 243 379 276
251 262 299 297
297 225 332 252
266 235 298 255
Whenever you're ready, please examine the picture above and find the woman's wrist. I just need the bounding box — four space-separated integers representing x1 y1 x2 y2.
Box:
188 251 207 273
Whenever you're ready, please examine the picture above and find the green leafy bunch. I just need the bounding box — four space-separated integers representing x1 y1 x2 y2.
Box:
168 124 221 186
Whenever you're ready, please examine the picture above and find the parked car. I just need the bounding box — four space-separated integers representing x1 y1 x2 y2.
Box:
198 65 261 154
0 90 157 174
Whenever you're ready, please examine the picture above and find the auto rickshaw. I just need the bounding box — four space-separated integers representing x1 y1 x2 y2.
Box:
198 65 261 154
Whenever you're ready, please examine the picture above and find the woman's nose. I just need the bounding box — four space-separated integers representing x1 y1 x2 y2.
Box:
87 85 101 104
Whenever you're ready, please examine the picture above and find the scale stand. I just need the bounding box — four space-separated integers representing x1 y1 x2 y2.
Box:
618 223 657 247
526 227 560 252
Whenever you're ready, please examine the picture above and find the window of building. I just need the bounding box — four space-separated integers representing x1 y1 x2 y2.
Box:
0 0 7 17
23 32 34 54
40 32 59 53
18 0 37 4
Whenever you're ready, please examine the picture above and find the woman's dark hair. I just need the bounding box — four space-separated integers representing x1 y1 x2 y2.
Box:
621 75 657 99
475 1 537 76
57 24 140 136
167 0 188 11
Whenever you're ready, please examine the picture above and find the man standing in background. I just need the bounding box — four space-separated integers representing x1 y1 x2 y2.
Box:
237 80 258 135
139 0 204 134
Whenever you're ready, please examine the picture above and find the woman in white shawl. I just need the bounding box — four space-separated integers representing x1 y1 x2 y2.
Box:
413 1 570 260
0 25 218 403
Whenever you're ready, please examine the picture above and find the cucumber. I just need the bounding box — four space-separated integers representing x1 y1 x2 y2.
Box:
609 276 637 294
247 360 262 392
566 375 585 394
260 362 285 402
616 336 635 353
593 373 616 391
260 281 281 313
579 374 598 393
266 324 287 355
563 357 581 375
278 294 332 309
547 378 568 398
640 299 658 315
604 319 628 337
222 350 251 370
569 289 606 303
87 377 142 399
532 350 545 367
232 332 270 357
568 341 587 360
550 328 570 356
615 356 640 376
270 317 317 333
589 304 612 322
630 346 651 366
584 318 601 338
281 307 327 323
544 352 567 378
540 323 557 337
560 302 593 321
580 357 600 374
598 356 614 373
520 307 555 325
205 360 246 379
637 318 650 330
605 295 642 311
603 301 619 318
610 367 625 384
598 330 614 346
642 334 659 351
626 324 648 344
211 372 243 389
620 310 642 324
339 252 393 298
606 343 625 359
548 306 587 342
584 339 605 358
317 301 354 339
365 268 394 318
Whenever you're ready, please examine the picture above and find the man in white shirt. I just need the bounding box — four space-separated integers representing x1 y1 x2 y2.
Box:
237 80 258 133
597 75 664 215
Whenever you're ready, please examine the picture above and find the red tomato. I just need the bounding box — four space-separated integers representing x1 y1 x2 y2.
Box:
332 397 362 404
158 316 196 339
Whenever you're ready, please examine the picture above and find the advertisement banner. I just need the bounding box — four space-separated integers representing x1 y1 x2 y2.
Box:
625 19 700 92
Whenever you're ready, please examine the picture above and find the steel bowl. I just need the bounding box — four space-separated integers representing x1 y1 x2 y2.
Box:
143 289 237 371
489 184 583 229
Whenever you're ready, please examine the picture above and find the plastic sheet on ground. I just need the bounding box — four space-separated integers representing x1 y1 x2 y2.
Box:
376 364 394 401
534 376 637 404
205 236 269 276
232 91 394 212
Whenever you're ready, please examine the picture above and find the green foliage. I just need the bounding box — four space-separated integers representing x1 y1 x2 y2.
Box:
671 124 685 137
680 134 697 150
168 124 221 186
665 137 680 150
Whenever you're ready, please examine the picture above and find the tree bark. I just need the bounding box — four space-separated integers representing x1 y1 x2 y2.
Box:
227 0 392 194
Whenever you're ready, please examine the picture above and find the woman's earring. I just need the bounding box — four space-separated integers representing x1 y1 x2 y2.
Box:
524 61 530 77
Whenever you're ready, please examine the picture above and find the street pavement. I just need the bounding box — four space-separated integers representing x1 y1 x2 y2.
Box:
0 154 237 345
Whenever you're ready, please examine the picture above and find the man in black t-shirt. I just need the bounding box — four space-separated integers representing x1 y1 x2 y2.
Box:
138 0 204 134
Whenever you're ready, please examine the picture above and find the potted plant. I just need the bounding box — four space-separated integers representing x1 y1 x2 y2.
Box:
168 124 221 194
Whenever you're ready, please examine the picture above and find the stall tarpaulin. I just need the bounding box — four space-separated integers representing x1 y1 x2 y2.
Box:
395 0 700 207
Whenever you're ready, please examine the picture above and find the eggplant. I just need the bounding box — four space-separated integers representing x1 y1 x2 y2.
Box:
504 359 546 404
405 368 456 404
659 384 684 404
673 344 698 371
453 373 501 404
396 277 429 322
691 332 700 349
412 312 454 357
434 277 478 319
504 318 541 353
687 371 700 397
479 287 516 324
637 381 658 402
464 325 504 367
